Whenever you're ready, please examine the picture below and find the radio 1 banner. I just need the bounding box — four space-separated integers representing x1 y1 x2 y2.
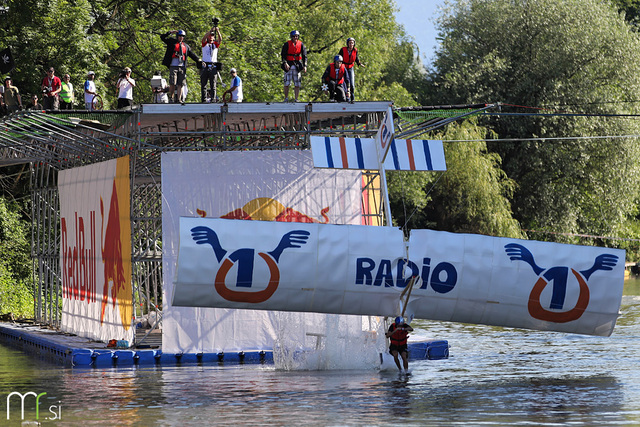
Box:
58 156 133 343
175 218 625 337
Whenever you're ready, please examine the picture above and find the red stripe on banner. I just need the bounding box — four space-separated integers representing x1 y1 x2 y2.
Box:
339 137 349 168
406 139 416 170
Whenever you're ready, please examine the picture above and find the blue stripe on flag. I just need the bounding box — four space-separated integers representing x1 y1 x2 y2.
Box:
355 138 365 169
390 139 400 170
324 137 334 168
422 140 433 170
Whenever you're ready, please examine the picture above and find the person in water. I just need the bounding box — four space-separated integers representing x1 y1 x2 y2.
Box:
386 316 413 373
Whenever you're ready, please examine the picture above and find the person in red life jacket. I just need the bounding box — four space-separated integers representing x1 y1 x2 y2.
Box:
160 29 204 103
281 30 307 102
338 37 364 102
385 316 414 373
321 55 351 102
41 67 62 110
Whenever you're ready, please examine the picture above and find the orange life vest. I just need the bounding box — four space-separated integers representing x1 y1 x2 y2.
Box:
286 40 302 61
389 324 408 346
340 47 358 69
173 42 187 60
328 63 346 84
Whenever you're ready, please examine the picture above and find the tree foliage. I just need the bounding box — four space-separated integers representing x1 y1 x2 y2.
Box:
388 119 522 238
423 0 640 242
0 0 421 106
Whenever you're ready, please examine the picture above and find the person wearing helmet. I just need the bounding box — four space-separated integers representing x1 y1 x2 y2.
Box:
338 37 364 102
281 30 307 102
160 29 205 103
321 54 351 102
385 316 414 373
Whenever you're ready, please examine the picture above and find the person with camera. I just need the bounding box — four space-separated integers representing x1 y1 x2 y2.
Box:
59 74 75 110
338 38 364 102
160 29 204 103
41 67 61 110
200 19 222 103
2 77 22 113
116 67 136 109
151 71 169 103
84 71 97 110
321 55 351 102
281 30 307 103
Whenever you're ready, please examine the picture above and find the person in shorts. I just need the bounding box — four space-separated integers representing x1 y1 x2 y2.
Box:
385 316 414 373
161 29 204 103
280 30 307 102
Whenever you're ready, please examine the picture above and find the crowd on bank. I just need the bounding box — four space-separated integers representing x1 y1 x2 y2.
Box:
0 26 363 113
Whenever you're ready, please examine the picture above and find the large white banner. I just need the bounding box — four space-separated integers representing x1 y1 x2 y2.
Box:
162 151 365 353
175 219 625 337
58 156 133 343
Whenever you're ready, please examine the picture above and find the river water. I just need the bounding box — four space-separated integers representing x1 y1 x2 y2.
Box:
2 280 640 426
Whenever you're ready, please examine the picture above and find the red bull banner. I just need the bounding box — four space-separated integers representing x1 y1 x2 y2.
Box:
175 218 625 337
58 156 133 343
161 151 366 353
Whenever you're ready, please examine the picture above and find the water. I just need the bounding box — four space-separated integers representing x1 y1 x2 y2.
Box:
1 283 640 426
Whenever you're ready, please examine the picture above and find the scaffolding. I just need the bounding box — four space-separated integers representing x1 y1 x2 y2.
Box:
0 101 496 332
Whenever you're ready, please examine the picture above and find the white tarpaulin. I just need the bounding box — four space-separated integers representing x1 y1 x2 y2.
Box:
175 219 625 337
162 151 366 354
58 156 134 343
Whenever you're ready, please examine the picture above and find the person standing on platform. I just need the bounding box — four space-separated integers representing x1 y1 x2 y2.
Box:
41 67 61 110
281 30 307 103
385 316 413 374
321 55 350 102
338 37 364 102
59 74 75 109
28 94 43 110
160 29 204 103
3 77 22 113
84 71 97 110
200 24 222 102
151 71 169 103
116 67 136 109
223 68 243 103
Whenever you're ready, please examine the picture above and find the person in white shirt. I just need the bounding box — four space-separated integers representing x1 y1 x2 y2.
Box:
224 68 242 103
200 26 222 102
116 67 136 109
151 71 169 103
84 71 97 110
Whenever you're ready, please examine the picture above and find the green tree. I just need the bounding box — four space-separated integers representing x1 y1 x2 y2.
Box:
425 0 640 243
0 197 33 318
388 119 522 238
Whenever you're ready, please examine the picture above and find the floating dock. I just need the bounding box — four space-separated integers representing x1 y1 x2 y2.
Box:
0 322 448 367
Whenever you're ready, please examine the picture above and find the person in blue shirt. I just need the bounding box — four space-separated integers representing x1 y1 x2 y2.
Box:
224 68 243 102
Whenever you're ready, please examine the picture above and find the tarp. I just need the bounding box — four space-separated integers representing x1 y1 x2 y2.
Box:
58 156 133 343
162 151 367 353
175 219 625 337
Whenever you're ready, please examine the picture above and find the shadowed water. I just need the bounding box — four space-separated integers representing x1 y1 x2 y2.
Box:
1 283 639 426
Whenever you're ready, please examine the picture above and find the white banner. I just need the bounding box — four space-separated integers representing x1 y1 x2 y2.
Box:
58 156 133 343
175 219 624 337
162 151 365 353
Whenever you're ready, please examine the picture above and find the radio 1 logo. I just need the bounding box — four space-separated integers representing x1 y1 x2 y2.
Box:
5 391 61 422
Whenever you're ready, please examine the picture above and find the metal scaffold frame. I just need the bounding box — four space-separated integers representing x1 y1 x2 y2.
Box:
0 102 495 332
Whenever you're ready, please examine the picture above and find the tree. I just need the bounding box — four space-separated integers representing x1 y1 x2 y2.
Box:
424 0 640 243
388 119 522 238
